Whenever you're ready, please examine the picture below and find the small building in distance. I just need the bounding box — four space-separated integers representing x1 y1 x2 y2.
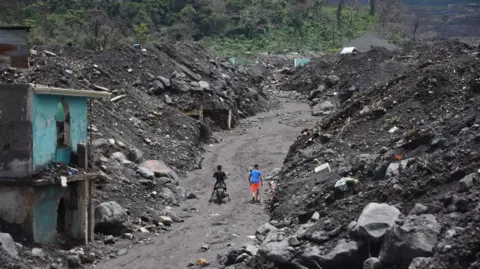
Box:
340 47 358 55
0 26 30 69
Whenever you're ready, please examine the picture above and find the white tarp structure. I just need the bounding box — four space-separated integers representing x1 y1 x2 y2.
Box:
340 47 357 54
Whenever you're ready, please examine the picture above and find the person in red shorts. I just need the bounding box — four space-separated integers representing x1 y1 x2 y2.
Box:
248 164 263 203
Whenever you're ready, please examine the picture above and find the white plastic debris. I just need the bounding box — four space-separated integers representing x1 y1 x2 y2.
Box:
60 176 67 187
334 177 359 192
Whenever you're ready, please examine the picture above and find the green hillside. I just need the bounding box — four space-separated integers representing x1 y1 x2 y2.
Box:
0 0 380 55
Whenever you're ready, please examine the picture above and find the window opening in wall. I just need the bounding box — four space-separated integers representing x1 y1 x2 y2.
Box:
56 100 71 147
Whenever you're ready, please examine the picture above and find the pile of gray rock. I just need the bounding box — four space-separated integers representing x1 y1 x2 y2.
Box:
225 202 443 269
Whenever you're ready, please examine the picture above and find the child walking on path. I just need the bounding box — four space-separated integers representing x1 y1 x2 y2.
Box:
248 164 263 203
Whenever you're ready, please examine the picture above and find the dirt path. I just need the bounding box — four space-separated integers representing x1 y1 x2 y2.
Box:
95 96 314 269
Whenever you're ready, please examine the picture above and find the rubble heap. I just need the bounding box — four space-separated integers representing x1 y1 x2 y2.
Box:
1 42 269 169
0 42 269 268
225 41 480 269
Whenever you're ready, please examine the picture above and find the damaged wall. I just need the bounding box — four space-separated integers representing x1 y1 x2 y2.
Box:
33 184 73 244
0 84 33 178
0 185 35 239
0 184 80 244
33 185 62 244
32 95 88 173
34 183 81 244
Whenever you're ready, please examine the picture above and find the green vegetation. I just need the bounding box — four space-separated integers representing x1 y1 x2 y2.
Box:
206 7 379 56
0 0 380 55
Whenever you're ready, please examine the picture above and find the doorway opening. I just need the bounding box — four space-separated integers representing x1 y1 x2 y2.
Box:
57 197 67 234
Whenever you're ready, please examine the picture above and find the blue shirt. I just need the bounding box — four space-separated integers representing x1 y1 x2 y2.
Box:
250 169 262 183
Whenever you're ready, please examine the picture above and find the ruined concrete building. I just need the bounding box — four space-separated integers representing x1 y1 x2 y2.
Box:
0 27 111 245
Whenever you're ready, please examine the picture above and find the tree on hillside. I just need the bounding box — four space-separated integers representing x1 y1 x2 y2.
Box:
83 9 117 51
133 23 151 44
337 0 344 27
36 1 53 43
409 9 428 41
0 1 20 25
290 3 308 52
378 0 403 25
369 0 375 16
412 12 420 41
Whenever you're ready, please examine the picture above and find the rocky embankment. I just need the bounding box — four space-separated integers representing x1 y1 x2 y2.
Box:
219 41 480 269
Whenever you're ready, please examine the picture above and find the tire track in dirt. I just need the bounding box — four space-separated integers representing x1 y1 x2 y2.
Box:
94 99 314 269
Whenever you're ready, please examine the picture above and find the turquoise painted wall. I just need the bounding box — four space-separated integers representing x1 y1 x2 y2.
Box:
32 95 88 172
33 185 79 244
33 185 61 244
294 58 311 68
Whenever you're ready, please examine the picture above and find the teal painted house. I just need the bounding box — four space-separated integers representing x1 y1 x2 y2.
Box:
0 83 110 245
294 58 311 68
33 93 88 170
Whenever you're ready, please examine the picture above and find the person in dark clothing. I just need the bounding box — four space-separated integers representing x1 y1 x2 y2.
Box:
209 165 231 202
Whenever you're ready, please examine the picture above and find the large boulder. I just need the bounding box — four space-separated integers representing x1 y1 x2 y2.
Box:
137 167 155 179
326 75 340 87
157 76 171 88
139 160 178 181
127 148 143 163
163 209 184 223
171 78 190 93
256 222 279 243
256 223 278 236
224 249 243 266
458 173 477 192
363 257 382 269
259 239 294 264
312 101 335 116
0 233 18 258
321 239 365 268
159 187 177 203
308 85 326 101
355 203 401 241
111 152 127 162
94 201 129 235
244 244 259 256
409 203 428 215
379 214 441 265
300 239 367 269
92 138 112 154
